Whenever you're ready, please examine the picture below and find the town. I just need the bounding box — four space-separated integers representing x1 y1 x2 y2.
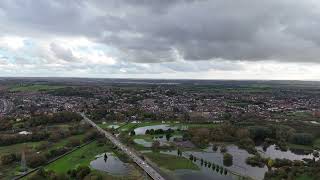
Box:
0 78 319 180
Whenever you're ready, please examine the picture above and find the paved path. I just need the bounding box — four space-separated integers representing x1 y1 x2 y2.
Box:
80 113 166 180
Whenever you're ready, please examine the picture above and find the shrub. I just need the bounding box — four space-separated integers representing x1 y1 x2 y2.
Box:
67 137 81 147
246 154 266 167
212 144 218 151
0 153 17 165
76 166 91 179
220 145 227 153
223 153 233 167
290 133 314 145
26 153 48 168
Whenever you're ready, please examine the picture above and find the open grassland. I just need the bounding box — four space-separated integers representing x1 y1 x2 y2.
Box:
296 174 314 180
144 152 199 171
9 84 66 92
0 134 85 155
45 141 110 174
0 133 86 178
0 141 43 154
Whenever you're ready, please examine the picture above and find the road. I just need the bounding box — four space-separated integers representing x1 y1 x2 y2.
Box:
80 113 166 180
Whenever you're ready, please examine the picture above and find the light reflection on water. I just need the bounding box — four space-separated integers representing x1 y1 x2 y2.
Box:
134 124 178 135
161 145 267 180
90 153 131 175
257 144 318 161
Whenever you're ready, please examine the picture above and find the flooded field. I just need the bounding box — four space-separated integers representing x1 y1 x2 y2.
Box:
90 153 131 175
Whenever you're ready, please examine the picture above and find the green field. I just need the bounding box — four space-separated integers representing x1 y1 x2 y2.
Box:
9 84 66 92
288 143 314 151
119 123 139 131
296 174 314 180
144 152 199 171
0 141 43 154
98 122 125 129
46 141 110 173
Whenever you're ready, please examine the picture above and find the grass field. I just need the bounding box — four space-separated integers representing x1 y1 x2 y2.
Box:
0 134 85 154
98 122 125 129
9 84 66 92
0 133 88 178
0 141 43 154
52 134 86 149
144 152 199 171
288 143 314 151
45 141 110 173
296 174 314 180
119 123 139 131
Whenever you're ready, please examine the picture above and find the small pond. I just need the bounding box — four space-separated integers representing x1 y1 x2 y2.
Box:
90 152 131 175
108 125 120 129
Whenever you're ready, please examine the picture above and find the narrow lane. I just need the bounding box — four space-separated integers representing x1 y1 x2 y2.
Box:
80 113 166 180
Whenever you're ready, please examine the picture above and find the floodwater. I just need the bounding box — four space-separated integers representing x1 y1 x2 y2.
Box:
161 145 267 180
134 124 178 135
257 144 319 161
134 139 153 147
108 125 120 129
159 144 320 180
134 134 183 147
90 153 131 175
134 124 320 180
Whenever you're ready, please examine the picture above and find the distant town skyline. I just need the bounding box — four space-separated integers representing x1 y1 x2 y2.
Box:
1 0 320 80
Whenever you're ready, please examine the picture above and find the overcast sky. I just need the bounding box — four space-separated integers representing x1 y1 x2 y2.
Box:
0 0 320 80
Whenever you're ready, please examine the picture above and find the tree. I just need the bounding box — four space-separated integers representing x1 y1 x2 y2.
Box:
26 153 47 168
130 130 136 136
76 166 91 179
267 158 274 169
248 126 272 141
290 133 314 145
145 129 150 134
152 140 160 151
166 133 172 141
212 144 218 151
223 153 233 167
67 137 81 147
0 153 16 165
189 154 194 161
220 145 227 153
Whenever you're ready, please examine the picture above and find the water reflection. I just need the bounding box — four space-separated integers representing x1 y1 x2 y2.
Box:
90 153 130 175
134 139 152 147
161 145 267 180
108 125 120 129
134 124 178 135
134 135 183 147
257 144 318 161
160 144 319 180
175 169 233 180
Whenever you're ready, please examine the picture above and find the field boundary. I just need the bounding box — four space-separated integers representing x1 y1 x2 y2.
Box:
13 140 94 180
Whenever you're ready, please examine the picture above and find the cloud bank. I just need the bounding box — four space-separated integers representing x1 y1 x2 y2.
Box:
0 0 320 79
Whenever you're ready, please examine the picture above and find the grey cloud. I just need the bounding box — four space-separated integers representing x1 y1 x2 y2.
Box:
1 0 320 64
50 43 77 62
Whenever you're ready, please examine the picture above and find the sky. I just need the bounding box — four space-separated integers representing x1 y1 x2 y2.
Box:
1 0 320 80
